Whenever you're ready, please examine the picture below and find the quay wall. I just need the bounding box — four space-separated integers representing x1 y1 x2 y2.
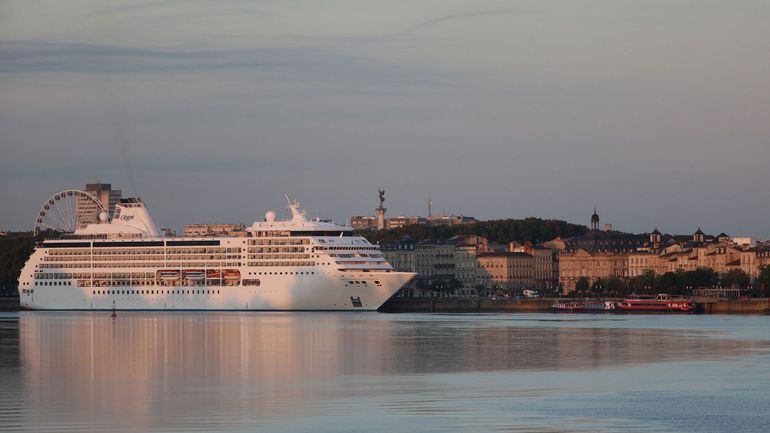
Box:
380 297 770 314
693 297 770 314
378 298 553 313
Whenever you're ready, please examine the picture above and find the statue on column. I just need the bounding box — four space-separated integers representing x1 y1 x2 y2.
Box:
378 189 385 208
376 189 387 230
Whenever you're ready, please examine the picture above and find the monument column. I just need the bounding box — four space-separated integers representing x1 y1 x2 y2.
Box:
376 189 387 230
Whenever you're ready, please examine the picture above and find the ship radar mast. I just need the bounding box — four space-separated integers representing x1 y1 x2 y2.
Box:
285 193 307 223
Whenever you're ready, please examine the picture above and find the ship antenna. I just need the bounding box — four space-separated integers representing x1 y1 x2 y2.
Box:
284 193 306 221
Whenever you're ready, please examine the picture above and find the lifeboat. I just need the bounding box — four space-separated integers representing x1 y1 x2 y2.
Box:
206 269 221 279
223 270 240 280
183 270 205 281
158 270 180 281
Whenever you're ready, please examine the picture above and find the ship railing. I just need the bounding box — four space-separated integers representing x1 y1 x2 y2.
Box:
58 233 146 240
58 234 109 240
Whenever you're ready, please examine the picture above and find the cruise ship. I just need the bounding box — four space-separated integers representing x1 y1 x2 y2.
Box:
18 196 415 311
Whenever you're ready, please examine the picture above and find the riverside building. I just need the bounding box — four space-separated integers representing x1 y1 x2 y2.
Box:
476 252 535 292
558 210 770 293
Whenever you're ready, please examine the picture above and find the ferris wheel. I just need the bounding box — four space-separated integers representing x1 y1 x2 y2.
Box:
33 190 108 237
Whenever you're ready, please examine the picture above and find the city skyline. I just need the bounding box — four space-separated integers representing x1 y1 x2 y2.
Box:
11 180 769 241
2 1 769 237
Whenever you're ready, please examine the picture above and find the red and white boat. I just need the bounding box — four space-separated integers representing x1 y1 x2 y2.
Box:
618 294 693 313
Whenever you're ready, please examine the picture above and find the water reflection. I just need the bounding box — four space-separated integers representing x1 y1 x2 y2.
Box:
1 312 769 433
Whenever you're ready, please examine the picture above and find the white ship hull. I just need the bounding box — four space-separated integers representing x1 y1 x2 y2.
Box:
19 194 415 311
20 271 413 311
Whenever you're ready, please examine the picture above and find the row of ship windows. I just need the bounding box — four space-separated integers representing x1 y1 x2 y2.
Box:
32 266 338 282
334 260 386 265
177 255 243 260
39 263 243 269
248 247 306 253
28 279 243 288
47 251 94 256
99 281 240 287
247 254 311 260
35 272 94 279
45 251 377 260
45 255 242 262
246 271 317 276
40 257 340 269
91 289 222 295
45 273 319 284
30 280 178 287
83 277 311 287
248 239 309 245
29 272 320 285
43 256 335 264
314 246 379 251
47 248 240 255
36 272 247 279
328 253 384 258
250 231 292 238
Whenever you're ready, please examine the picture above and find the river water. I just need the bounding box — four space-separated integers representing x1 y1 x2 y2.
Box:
0 312 769 432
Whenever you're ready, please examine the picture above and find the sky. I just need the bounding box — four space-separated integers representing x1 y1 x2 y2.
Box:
1 0 769 237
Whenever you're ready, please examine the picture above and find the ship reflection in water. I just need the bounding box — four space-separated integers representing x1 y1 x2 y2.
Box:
2 312 770 433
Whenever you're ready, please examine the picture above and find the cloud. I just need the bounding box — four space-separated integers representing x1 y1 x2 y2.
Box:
401 10 518 36
0 41 310 74
94 0 272 16
0 40 452 92
272 9 518 44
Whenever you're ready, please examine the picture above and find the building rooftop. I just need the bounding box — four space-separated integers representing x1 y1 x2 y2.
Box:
477 251 533 258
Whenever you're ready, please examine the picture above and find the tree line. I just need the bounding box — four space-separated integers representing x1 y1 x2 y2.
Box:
0 232 34 296
359 217 588 245
570 267 770 298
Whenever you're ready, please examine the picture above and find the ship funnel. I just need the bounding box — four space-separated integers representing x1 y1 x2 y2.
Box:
112 198 162 237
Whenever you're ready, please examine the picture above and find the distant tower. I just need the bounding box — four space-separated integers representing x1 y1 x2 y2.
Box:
591 208 600 231
589 208 601 252
428 193 432 218
693 227 705 243
376 189 387 230
650 227 662 244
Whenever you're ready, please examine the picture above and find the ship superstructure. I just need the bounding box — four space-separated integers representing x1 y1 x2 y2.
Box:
18 196 414 310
